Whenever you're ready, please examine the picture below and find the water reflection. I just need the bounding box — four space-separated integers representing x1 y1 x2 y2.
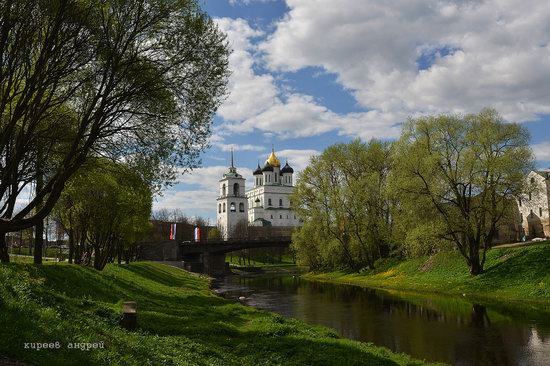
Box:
214 275 550 366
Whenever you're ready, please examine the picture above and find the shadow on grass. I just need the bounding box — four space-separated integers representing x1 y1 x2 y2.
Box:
481 245 550 286
1 262 428 366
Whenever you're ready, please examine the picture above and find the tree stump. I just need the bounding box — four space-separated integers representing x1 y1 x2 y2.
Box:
120 301 137 331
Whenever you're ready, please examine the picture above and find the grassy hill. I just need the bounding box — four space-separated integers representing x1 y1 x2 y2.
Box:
0 261 438 366
304 242 550 305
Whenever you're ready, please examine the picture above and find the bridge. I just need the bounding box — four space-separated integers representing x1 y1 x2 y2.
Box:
137 236 292 276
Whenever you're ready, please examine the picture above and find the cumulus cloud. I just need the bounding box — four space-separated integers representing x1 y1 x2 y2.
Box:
532 142 550 162
215 17 402 140
276 149 320 173
261 0 550 123
216 143 266 152
215 18 278 122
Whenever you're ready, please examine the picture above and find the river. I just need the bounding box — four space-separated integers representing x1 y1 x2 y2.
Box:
213 273 550 366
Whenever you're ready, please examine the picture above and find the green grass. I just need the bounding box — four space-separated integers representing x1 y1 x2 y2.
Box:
9 247 68 261
225 254 296 267
303 242 550 306
0 262 439 366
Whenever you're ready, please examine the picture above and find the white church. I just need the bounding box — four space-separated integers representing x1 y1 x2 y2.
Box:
216 148 301 238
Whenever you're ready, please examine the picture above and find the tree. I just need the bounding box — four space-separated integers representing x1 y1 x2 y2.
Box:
393 109 534 275
55 160 152 269
0 0 229 262
291 140 394 271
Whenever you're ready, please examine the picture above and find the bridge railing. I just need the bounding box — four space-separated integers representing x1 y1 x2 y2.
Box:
180 236 292 245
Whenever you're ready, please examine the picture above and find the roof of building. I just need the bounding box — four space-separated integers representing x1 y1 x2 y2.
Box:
265 148 281 167
262 162 274 172
252 218 272 227
281 161 294 174
224 148 241 178
253 163 262 175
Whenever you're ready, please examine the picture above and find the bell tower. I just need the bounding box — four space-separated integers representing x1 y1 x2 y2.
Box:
216 149 247 239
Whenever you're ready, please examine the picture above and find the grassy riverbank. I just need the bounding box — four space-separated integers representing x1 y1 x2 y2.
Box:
0 262 438 366
304 242 550 305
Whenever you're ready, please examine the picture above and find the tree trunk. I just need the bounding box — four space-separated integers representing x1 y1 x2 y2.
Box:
0 232 10 263
468 241 483 275
34 220 44 265
34 151 44 265
68 233 74 264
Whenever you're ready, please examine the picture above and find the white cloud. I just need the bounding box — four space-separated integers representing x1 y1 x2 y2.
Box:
217 143 266 152
533 142 550 162
261 0 550 123
277 149 320 173
215 17 402 140
224 94 337 138
215 18 278 122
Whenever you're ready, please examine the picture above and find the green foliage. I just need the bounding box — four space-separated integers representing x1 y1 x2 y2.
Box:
0 0 229 237
55 160 152 269
207 227 221 240
291 139 394 271
392 109 534 274
0 262 435 365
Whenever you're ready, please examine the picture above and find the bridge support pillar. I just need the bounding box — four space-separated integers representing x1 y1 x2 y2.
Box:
203 253 227 277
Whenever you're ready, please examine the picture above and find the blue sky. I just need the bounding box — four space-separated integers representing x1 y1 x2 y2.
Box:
154 0 550 222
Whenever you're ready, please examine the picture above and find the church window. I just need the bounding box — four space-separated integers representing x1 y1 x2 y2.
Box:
531 177 535 184
540 207 543 216
218 204 221 213
279 215 282 219
519 198 522 207
233 183 239 196
294 215 296 219
223 203 226 212
529 192 532 200
230 202 236 212
222 184 226 196
268 198 272 206
279 198 283 206
275 173 278 181
270 214 273 219
239 203 245 212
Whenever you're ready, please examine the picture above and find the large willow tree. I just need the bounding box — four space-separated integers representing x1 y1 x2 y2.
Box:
393 109 534 275
0 0 230 262
291 139 394 271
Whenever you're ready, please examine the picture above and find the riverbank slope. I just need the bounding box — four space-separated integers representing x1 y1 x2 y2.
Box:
304 242 550 305
0 262 438 366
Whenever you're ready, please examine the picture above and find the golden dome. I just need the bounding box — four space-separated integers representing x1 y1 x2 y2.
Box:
265 149 281 167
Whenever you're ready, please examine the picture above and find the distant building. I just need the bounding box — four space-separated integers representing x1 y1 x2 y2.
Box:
216 150 247 239
216 148 300 238
246 148 300 228
517 170 550 239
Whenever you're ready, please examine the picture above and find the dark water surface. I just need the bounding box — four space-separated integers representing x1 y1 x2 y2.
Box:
213 274 550 366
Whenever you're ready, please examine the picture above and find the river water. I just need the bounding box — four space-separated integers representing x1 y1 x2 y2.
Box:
213 273 550 366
